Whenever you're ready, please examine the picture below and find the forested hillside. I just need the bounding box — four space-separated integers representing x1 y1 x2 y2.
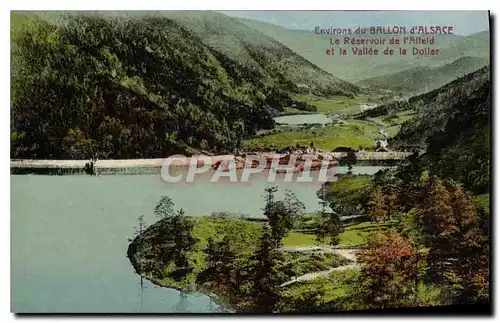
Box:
11 11 358 159
391 66 489 147
352 66 490 194
161 11 358 96
390 67 490 194
303 68 491 312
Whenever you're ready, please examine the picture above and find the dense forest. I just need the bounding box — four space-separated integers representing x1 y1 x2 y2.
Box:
11 11 358 159
354 66 490 194
319 158 490 310
392 67 490 194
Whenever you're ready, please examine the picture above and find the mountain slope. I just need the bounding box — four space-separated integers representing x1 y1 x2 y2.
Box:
357 56 489 95
391 66 490 148
160 11 358 96
364 31 490 80
391 67 490 193
427 30 490 62
11 11 358 159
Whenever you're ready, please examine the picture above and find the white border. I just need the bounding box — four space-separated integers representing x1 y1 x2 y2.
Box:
4 0 497 10
3 1 497 323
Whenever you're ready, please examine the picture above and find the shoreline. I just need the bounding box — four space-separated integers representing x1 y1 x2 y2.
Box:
127 214 363 313
126 216 242 313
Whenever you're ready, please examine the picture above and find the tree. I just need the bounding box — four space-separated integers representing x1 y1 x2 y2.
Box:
266 201 292 248
284 190 306 219
262 186 278 219
357 230 418 309
416 179 457 281
133 215 146 238
131 214 148 307
151 197 197 270
62 128 95 159
417 178 488 303
200 235 238 288
154 196 175 219
170 209 198 268
327 194 359 219
315 213 342 246
249 227 286 313
262 187 305 248
340 149 357 174
316 185 342 245
469 207 490 303
366 186 388 222
316 187 329 243
447 183 488 303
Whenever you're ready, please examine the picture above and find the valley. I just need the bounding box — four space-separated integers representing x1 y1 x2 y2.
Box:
10 10 490 314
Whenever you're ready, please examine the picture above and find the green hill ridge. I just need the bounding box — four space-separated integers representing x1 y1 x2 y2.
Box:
357 56 489 95
11 11 358 159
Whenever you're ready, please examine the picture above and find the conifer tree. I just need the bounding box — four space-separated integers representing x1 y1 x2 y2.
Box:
249 228 285 313
367 186 388 222
262 187 304 248
316 186 342 245
154 196 175 219
170 209 197 268
357 230 418 309
417 179 488 302
201 236 237 287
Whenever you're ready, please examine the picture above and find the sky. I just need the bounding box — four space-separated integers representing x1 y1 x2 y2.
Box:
221 11 490 36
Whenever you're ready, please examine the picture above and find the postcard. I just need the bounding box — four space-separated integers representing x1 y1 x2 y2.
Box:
10 10 491 314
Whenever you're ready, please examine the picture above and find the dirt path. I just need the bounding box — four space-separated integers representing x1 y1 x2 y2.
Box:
278 246 361 288
279 263 359 288
280 245 359 262
332 249 358 262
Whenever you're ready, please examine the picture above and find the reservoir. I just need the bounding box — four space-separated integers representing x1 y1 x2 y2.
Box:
11 166 384 313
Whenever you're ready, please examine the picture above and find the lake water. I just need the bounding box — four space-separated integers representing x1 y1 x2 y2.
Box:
274 113 333 125
11 166 384 313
